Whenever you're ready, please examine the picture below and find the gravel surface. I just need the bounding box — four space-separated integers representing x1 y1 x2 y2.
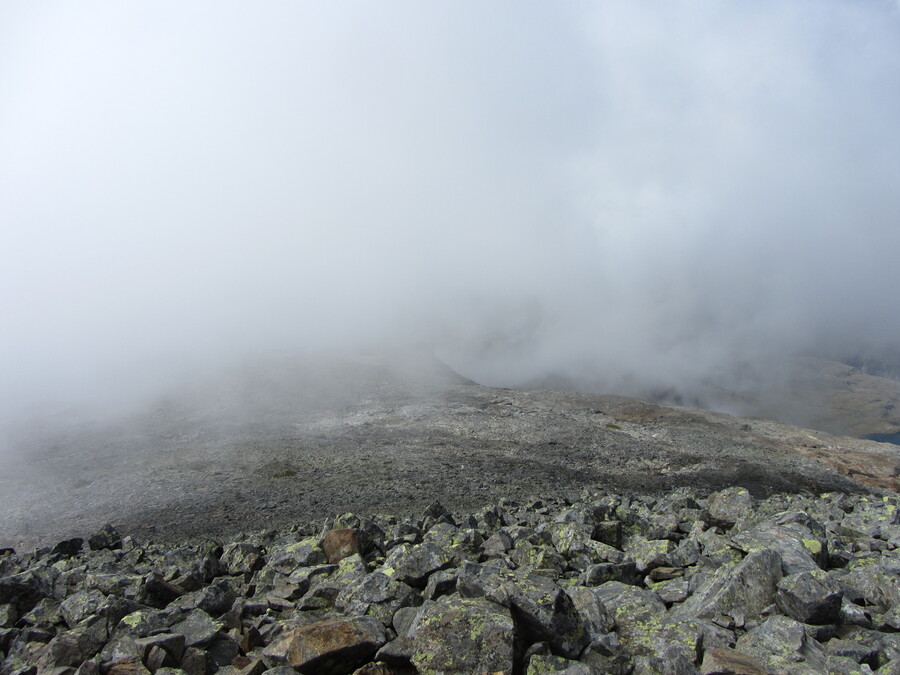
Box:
1 355 897 550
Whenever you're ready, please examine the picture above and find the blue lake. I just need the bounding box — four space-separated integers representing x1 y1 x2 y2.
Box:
863 432 900 446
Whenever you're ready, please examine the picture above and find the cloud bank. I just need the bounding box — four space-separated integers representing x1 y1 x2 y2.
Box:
2 1 899 422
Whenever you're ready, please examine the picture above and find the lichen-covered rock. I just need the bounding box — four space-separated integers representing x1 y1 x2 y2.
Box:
504 570 589 660
525 653 593 674
675 549 783 625
262 615 386 674
730 526 823 575
707 487 754 528
774 569 843 624
406 595 515 675
735 615 826 675
88 524 122 552
220 542 265 577
266 538 327 572
564 586 613 639
378 542 453 588
334 572 420 626
623 535 675 573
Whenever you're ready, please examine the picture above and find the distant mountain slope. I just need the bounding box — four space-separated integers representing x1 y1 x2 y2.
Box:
1 353 896 550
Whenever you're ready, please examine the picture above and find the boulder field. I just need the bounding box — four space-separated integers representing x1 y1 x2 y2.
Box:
2 486 900 674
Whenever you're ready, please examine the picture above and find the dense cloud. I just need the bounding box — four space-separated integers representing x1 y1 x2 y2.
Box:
2 1 899 423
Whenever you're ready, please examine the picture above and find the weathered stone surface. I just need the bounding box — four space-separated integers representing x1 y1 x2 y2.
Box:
169 608 223 648
334 572 419 626
5 488 900 675
87 524 122 551
675 549 783 625
379 542 453 588
506 571 589 659
775 569 843 624
735 615 826 674
579 562 638 586
699 647 766 675
220 542 265 577
139 574 184 609
525 653 593 674
321 529 363 564
707 487 754 527
262 615 386 674
565 586 613 638
623 535 675 573
268 538 327 571
729 526 822 575
406 595 515 675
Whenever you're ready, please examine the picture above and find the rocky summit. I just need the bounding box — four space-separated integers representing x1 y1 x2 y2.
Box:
2 487 900 674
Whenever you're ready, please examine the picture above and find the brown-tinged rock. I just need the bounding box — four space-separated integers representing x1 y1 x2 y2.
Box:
322 529 362 564
261 615 386 674
700 647 767 675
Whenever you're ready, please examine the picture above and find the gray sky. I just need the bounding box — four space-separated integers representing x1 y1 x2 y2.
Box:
2 1 900 418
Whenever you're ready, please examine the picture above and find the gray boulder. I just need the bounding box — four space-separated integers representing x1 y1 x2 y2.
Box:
406 595 515 675
675 549 783 625
775 569 843 624
734 615 826 675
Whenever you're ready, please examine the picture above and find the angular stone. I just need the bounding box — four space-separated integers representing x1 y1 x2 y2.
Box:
623 536 675 573
591 521 623 548
321 529 364 564
262 615 386 674
407 595 514 675
707 488 754 527
823 638 878 667
139 574 184 609
169 608 223 648
59 590 108 629
510 542 567 577
134 633 186 663
735 615 826 675
171 581 236 617
379 542 453 588
837 566 900 613
88 524 122 551
220 543 265 577
700 647 766 675
0 602 16 628
579 562 638 586
462 564 588 659
0 570 52 614
481 530 514 557
730 527 823 575
268 538 328 572
775 570 843 624
422 569 456 600
334 572 419 626
525 653 593 674
105 659 150 675
653 578 691 605
35 633 85 670
675 549 783 625
299 554 368 610
51 538 84 557
565 586 613 639
113 608 186 639
594 581 700 662
421 523 481 564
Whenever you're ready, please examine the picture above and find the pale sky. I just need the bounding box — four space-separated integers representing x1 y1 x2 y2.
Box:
2 1 900 418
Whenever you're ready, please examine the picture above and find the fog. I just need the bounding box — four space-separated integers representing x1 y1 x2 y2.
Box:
2 1 900 429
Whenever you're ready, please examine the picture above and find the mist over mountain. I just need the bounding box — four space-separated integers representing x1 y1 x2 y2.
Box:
2 1 900 436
